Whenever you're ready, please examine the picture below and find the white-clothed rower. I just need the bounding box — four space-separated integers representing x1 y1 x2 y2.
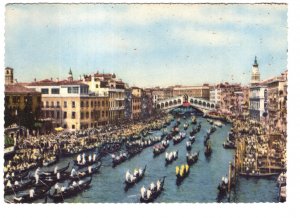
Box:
88 155 92 162
133 169 139 177
71 168 77 177
146 190 152 199
56 172 61 180
88 165 92 174
77 154 81 164
141 186 146 198
165 152 168 159
93 153 96 162
224 177 228 185
157 180 161 190
125 170 131 182
29 188 35 198
150 182 155 191
138 168 143 176
54 166 58 174
14 180 19 186
34 168 40 184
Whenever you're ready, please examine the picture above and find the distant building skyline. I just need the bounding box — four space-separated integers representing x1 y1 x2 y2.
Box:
5 4 287 87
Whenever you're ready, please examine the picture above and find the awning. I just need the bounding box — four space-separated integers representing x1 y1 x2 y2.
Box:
55 127 64 132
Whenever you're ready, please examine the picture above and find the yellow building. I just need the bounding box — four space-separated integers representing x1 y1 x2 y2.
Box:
5 84 42 127
172 85 210 99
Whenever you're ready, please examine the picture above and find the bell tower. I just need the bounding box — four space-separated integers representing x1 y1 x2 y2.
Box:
5 67 14 85
251 56 260 85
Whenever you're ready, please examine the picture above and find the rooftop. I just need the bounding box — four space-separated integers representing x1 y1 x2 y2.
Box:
5 84 40 94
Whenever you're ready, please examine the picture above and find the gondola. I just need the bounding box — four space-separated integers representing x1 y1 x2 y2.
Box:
72 162 102 180
112 152 127 167
140 177 165 203
13 187 50 203
183 123 189 130
204 144 212 157
40 162 70 177
4 179 34 196
173 133 186 145
176 164 190 185
191 116 197 125
186 151 199 166
186 141 192 151
190 128 197 136
217 176 229 196
223 140 236 149
124 165 147 191
165 150 178 165
73 153 101 168
153 144 167 157
189 136 195 144
48 176 92 202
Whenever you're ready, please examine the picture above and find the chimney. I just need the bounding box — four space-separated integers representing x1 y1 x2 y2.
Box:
79 75 82 81
56 78 59 82
34 78 36 82
51 77 53 81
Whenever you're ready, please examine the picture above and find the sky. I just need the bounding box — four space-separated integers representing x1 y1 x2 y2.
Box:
5 3 287 88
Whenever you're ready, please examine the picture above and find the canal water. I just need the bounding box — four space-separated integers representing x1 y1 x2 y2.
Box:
5 114 279 203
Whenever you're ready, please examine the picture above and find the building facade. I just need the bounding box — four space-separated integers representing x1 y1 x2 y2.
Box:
26 72 109 131
5 84 42 128
82 72 125 123
172 85 210 99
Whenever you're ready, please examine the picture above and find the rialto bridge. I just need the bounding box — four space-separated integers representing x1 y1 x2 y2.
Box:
155 95 216 113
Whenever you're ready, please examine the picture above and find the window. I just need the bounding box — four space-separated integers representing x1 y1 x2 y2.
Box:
81 101 84 107
64 101 67 108
86 101 89 107
98 101 100 107
51 111 54 118
51 101 54 108
41 88 49 94
56 111 60 119
73 87 79 93
96 84 99 88
72 112 76 119
56 101 60 108
72 125 75 129
91 101 94 107
63 112 67 119
86 112 89 119
102 111 104 117
102 101 105 107
46 101 49 108
81 112 84 119
68 87 72 93
45 111 49 117
72 101 75 108
51 88 60 94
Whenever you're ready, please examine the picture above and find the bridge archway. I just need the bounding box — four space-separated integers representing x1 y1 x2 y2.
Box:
165 102 169 107
178 99 182 104
157 104 161 109
207 103 210 108
199 101 202 105
161 103 164 108
169 101 173 106
203 102 206 107
174 100 177 105
211 104 215 108
190 99 194 103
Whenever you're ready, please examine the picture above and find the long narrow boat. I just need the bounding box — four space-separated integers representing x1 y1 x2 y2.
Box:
239 172 279 178
40 162 70 177
186 151 199 166
71 162 102 180
73 153 101 168
4 179 34 196
124 165 147 191
140 177 165 203
48 176 92 202
13 187 50 203
176 164 190 185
